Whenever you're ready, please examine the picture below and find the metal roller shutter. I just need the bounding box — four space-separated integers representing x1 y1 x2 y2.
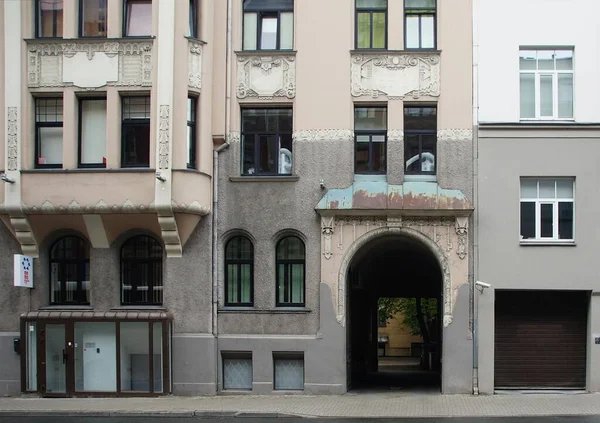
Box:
494 290 588 389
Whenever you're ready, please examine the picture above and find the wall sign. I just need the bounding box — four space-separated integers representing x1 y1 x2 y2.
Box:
14 255 34 288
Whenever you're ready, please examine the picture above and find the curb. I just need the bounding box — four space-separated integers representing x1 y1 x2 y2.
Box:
0 410 306 418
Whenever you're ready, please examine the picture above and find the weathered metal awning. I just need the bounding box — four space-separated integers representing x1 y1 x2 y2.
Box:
315 181 473 216
20 310 173 321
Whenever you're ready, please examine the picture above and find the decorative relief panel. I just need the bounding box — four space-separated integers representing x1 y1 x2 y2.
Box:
188 40 203 91
237 54 296 99
28 41 153 89
158 105 170 169
6 107 18 171
293 129 354 142
351 53 440 99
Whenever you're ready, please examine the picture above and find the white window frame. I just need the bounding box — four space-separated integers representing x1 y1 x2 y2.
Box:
519 178 575 243
519 49 574 121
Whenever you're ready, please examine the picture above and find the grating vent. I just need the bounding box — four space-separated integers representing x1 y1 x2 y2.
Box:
223 356 252 390
274 356 304 390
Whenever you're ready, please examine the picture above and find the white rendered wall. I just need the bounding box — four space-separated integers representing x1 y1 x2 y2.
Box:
476 0 600 123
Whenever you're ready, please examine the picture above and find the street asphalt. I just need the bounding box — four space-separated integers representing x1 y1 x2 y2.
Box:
2 417 600 423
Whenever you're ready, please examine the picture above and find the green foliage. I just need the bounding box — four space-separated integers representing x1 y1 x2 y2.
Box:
377 297 438 337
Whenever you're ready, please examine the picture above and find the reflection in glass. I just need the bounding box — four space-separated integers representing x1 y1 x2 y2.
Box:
75 322 116 392
120 322 150 392
45 324 66 393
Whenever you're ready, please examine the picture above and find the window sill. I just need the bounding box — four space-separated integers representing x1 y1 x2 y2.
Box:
184 36 207 44
350 49 441 54
219 307 311 314
22 168 155 174
520 240 576 246
235 49 297 56
404 174 437 183
40 305 93 310
230 175 299 182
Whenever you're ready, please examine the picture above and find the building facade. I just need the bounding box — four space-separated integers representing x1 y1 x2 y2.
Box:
0 0 476 396
475 0 600 393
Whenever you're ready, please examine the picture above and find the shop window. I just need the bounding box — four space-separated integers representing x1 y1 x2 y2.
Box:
74 322 117 392
50 236 90 305
276 236 305 307
121 235 163 305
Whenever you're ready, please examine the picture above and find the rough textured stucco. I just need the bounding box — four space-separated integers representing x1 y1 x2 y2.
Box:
0 222 28 332
437 139 474 200
0 334 20 395
387 138 404 186
172 335 216 395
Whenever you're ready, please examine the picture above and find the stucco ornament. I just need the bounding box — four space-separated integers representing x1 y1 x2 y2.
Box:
351 53 440 99
321 217 335 260
7 107 18 171
437 129 473 142
188 39 203 91
158 105 170 169
28 40 152 88
293 129 354 142
455 216 468 260
236 54 296 99
387 129 403 142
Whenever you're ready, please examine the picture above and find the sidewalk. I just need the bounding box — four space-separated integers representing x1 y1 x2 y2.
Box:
2 392 600 418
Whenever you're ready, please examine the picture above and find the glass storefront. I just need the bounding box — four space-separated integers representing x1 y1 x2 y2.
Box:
21 311 171 397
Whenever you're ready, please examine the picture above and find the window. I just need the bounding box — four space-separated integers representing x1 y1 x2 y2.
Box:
79 98 107 167
243 0 293 50
241 109 293 176
124 0 152 36
356 0 387 49
404 106 436 175
80 0 107 37
35 98 63 168
189 0 198 38
520 178 574 242
276 236 305 307
121 235 163 305
50 236 90 305
355 107 387 174
121 96 151 167
225 236 254 306
404 0 436 49
273 353 304 391
187 97 197 169
222 353 253 390
36 0 63 38
519 49 574 120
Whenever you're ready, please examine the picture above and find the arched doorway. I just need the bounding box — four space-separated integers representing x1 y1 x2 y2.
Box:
344 231 445 392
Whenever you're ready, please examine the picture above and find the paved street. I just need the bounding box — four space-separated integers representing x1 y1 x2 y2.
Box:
2 417 600 423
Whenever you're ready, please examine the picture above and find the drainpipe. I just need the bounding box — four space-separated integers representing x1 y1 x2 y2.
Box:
471 0 480 396
212 0 233 392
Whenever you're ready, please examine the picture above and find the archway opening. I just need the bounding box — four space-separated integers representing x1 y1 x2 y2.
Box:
346 233 443 392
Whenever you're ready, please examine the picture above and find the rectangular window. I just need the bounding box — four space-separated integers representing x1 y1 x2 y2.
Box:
405 0 436 49
354 107 387 174
187 97 197 169
124 0 152 37
356 0 387 49
189 0 198 38
243 0 294 50
520 178 574 242
223 353 253 390
37 0 63 38
121 96 151 168
241 109 293 176
519 49 574 120
79 98 107 167
35 98 64 168
273 353 304 391
80 0 107 37
404 105 436 175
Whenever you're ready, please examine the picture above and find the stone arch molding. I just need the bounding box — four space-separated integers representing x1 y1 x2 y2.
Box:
336 226 453 328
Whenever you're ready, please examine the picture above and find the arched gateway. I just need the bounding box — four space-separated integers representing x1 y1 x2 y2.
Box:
316 181 473 393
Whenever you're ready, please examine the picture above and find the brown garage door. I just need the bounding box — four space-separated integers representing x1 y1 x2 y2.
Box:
495 290 588 389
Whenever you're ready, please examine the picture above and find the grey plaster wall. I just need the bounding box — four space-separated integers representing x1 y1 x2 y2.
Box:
387 138 404 186
477 131 600 393
172 334 216 395
438 138 474 200
0 333 21 395
0 222 29 332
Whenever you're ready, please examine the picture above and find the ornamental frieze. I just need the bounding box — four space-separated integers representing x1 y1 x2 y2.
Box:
236 54 296 99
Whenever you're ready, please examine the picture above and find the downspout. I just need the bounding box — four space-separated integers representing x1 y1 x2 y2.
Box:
471 0 480 395
212 0 233 391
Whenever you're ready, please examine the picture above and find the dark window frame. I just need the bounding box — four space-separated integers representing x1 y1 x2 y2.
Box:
78 97 107 169
404 105 437 176
123 0 152 37
241 108 293 176
354 106 387 175
49 236 90 306
187 96 197 169
242 0 294 51
404 0 437 50
35 97 64 169
121 96 151 168
355 0 388 50
224 236 254 307
79 0 108 38
35 0 63 38
120 235 164 306
189 0 198 38
275 236 306 308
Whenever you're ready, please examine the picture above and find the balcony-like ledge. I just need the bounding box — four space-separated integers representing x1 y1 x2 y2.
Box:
236 51 296 100
350 50 440 99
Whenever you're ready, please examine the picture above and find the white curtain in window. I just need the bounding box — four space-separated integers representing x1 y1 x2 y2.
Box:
421 15 434 48
539 75 553 117
260 17 277 49
243 13 257 50
280 12 294 49
39 127 63 165
558 74 573 118
405 16 419 48
127 1 152 36
519 74 535 118
81 100 107 164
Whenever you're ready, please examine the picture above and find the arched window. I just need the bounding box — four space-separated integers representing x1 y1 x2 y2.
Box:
225 236 254 306
276 236 305 307
50 236 90 305
121 235 163 305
